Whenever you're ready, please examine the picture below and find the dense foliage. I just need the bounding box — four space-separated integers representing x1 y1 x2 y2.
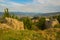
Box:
21 17 32 30
36 17 46 30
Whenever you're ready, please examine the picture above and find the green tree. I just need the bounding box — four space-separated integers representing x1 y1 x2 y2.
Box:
36 17 46 30
15 16 20 20
3 8 10 18
22 17 32 30
32 16 39 19
52 15 58 19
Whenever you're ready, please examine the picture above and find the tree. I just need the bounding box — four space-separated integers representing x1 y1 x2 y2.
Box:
22 17 32 30
36 17 46 30
32 16 39 19
52 15 58 19
3 8 10 18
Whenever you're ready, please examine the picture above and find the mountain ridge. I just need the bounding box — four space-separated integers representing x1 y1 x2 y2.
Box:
0 12 60 17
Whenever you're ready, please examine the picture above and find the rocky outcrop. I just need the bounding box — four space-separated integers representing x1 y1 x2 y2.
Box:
0 23 10 29
51 19 59 27
0 17 24 30
5 17 24 30
45 18 59 28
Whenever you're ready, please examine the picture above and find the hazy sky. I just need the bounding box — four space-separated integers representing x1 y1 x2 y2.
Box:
0 0 60 13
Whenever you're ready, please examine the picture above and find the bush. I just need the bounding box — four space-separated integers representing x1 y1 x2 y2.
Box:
21 17 32 30
36 17 46 30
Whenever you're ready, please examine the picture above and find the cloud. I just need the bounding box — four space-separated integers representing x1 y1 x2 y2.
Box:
0 0 60 13
33 0 60 6
0 0 10 2
0 0 4 2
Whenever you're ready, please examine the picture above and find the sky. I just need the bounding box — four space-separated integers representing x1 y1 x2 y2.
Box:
0 0 60 13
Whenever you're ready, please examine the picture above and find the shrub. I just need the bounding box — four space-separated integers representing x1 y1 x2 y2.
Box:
21 17 32 30
36 17 46 30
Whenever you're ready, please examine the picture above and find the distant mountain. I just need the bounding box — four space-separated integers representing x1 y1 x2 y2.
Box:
35 12 60 17
0 12 38 17
10 12 37 16
0 12 60 17
0 12 3 16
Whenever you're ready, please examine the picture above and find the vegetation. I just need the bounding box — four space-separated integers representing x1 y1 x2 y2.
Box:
21 17 32 30
11 13 20 20
36 17 46 30
57 15 60 23
0 28 60 40
32 16 39 19
3 8 10 18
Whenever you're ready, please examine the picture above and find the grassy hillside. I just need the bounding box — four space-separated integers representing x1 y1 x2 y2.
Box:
0 28 60 40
